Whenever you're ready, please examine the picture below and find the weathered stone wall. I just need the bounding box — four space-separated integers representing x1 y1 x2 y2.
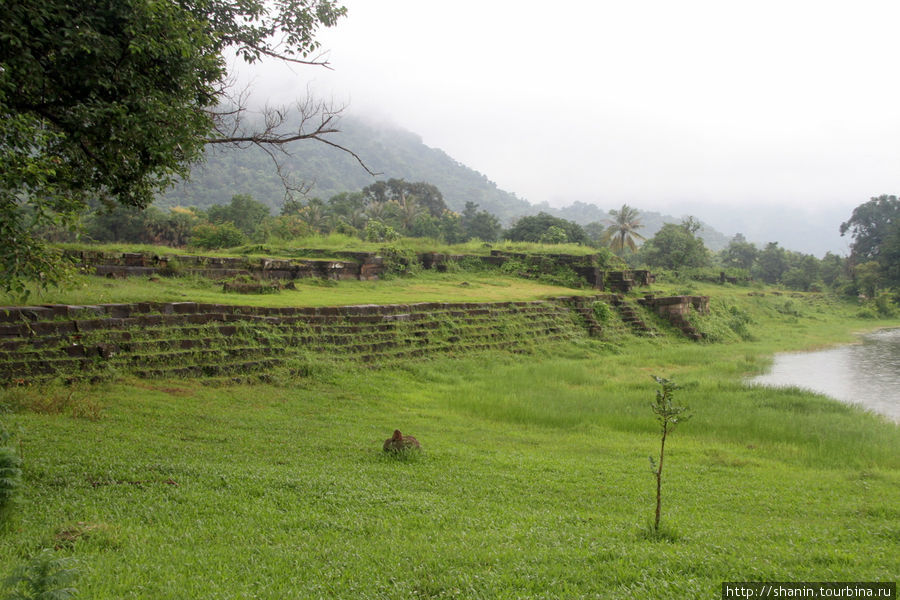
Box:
0 299 590 381
67 251 386 281
67 250 653 293
637 295 709 340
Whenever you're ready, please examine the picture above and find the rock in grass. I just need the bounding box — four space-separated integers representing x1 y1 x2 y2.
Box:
383 429 421 452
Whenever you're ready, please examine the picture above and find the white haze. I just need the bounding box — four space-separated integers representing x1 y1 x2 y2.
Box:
236 0 900 254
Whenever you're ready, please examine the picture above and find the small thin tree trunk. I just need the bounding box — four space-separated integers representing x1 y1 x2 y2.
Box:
654 426 668 531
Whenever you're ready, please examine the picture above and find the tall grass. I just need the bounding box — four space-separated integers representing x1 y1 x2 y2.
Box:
1 337 897 598
0 265 898 598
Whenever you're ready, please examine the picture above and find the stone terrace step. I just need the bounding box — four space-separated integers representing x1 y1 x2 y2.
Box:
0 297 601 382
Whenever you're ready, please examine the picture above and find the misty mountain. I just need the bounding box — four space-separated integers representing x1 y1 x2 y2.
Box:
157 115 535 223
156 115 810 254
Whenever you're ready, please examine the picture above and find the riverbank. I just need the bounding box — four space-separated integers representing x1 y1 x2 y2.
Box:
0 286 897 598
750 327 900 422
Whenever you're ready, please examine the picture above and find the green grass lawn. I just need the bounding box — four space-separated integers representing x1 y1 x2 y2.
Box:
1 293 898 598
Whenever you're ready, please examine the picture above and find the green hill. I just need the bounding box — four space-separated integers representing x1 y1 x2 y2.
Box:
157 115 730 249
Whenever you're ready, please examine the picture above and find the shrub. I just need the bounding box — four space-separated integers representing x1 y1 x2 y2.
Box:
592 301 613 323
364 221 400 243
2 549 81 599
379 245 421 277
0 446 21 521
775 300 803 317
191 222 248 249
874 292 897 317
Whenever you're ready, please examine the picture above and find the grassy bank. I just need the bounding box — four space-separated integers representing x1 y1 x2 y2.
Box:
0 270 598 308
0 284 897 598
54 236 604 261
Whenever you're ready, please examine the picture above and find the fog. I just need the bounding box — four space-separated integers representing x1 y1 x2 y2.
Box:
235 0 900 253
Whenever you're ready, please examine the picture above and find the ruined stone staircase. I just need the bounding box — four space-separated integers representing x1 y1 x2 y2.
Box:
637 295 707 341
606 295 659 337
0 300 588 382
563 296 605 337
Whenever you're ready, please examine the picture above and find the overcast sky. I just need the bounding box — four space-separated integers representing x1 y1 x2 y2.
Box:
241 0 900 222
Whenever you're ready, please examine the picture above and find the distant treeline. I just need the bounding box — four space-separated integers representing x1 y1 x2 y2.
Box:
71 184 899 307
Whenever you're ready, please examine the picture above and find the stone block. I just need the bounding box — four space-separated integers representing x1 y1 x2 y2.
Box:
186 313 223 324
122 253 146 267
137 315 163 327
171 302 199 314
64 344 87 357
94 343 118 358
104 304 133 318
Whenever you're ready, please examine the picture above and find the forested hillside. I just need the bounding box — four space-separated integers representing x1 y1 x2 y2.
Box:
157 116 534 223
157 115 730 249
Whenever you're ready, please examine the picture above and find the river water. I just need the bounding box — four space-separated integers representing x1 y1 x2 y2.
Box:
748 328 900 422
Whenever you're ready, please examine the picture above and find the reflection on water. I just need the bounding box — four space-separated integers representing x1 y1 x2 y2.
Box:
749 328 900 422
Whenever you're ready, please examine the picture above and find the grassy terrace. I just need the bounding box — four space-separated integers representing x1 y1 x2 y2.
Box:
0 271 598 308
0 251 898 599
56 235 604 260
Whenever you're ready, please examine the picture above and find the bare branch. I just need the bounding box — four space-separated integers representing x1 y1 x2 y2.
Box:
203 88 380 182
307 135 380 177
250 45 334 69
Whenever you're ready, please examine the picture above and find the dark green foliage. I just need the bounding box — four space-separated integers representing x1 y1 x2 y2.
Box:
206 194 271 238
0 0 222 293
364 221 401 243
873 292 898 317
754 242 789 284
379 245 421 277
539 225 568 245
0 424 21 521
83 204 198 246
2 549 80 600
505 212 588 244
191 222 248 249
841 195 900 290
840 195 899 264
640 222 710 269
820 252 850 289
720 234 758 271
461 202 502 242
592 301 612 323
0 0 346 292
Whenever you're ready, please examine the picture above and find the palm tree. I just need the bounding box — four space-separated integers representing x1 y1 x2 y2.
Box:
392 191 422 234
603 204 646 254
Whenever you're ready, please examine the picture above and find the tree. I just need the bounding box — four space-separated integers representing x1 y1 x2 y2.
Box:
754 242 788 284
781 254 821 291
505 212 587 245
648 376 690 533
461 202 502 242
583 222 608 247
720 233 758 271
539 225 569 245
640 222 709 270
207 194 271 237
1 0 349 294
820 252 849 289
602 204 646 255
840 195 900 289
